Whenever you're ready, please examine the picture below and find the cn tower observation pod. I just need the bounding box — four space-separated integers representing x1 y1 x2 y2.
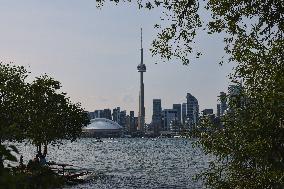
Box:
137 64 146 72
81 118 123 138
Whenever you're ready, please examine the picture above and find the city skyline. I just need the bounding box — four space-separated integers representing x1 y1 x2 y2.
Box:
0 1 233 122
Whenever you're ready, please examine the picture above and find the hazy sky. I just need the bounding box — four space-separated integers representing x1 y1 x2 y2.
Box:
0 0 233 122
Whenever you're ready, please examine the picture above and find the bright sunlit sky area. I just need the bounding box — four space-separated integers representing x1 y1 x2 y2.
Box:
0 0 233 122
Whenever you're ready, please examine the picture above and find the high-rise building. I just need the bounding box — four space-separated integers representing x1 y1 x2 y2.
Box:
93 109 112 120
182 103 187 124
152 99 162 134
119 110 127 129
161 109 178 131
94 110 104 118
186 93 199 127
173 104 181 123
134 117 138 131
129 111 135 132
137 28 146 132
219 92 227 115
112 107 120 123
103 109 112 120
126 115 131 133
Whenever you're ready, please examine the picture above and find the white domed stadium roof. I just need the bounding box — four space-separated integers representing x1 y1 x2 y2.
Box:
84 118 122 130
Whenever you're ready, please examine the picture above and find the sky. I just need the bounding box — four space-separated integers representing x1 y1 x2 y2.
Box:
0 0 233 123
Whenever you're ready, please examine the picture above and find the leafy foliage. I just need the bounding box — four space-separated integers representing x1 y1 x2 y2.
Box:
0 63 29 142
26 75 90 152
0 63 90 187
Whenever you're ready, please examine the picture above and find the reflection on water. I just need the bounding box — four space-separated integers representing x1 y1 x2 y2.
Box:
14 138 210 189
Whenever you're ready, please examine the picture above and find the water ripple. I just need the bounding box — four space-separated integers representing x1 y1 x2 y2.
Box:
12 138 211 189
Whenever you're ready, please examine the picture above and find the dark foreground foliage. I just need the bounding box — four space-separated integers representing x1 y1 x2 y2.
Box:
0 165 65 189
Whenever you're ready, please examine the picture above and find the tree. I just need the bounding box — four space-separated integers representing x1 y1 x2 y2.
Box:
0 63 29 143
96 1 284 188
0 63 29 170
0 63 89 187
0 63 89 156
26 75 90 155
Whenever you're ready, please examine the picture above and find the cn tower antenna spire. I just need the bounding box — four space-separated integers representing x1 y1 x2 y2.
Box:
141 28 143 49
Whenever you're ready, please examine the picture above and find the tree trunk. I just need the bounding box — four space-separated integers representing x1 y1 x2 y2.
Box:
37 144 42 155
0 139 3 169
44 142 47 157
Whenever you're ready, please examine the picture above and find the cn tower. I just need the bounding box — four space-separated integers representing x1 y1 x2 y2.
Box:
137 28 146 132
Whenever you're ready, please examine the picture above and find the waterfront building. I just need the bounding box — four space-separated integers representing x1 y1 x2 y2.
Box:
219 92 227 115
94 110 103 118
137 28 146 132
161 109 178 131
126 115 131 133
152 99 162 134
92 109 112 120
119 110 127 129
173 104 181 123
134 117 138 131
186 93 199 127
82 118 123 138
103 109 112 120
182 103 187 124
129 111 136 133
112 107 120 123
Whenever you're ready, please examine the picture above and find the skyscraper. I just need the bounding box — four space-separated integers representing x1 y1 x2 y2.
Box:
182 103 187 124
112 107 120 123
103 109 112 120
161 109 178 131
94 110 104 118
186 93 199 127
119 110 127 129
173 104 181 123
129 111 135 132
152 99 162 134
219 92 227 115
137 28 146 132
93 109 112 120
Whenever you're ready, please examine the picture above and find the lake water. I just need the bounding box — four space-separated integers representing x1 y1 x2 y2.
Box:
13 138 210 189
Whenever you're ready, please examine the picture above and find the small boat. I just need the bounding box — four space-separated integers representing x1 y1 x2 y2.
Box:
65 171 95 185
173 135 181 138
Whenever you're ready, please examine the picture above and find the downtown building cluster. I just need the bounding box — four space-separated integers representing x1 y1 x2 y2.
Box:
149 93 200 136
86 84 240 137
149 84 241 136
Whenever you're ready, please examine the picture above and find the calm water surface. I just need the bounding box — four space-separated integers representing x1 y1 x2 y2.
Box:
14 138 210 189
